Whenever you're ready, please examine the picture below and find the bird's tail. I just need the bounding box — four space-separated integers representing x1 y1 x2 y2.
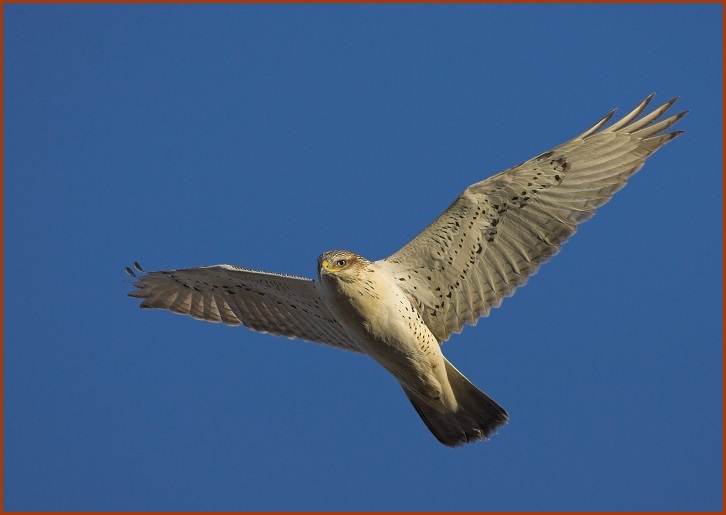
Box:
402 358 508 447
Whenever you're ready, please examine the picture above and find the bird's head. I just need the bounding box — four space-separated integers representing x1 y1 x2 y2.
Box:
318 250 367 283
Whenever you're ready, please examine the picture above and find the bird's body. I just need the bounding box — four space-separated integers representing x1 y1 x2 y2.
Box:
127 94 686 446
318 252 454 410
317 251 508 443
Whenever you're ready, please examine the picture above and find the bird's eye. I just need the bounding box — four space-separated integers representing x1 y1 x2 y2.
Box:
336 259 347 267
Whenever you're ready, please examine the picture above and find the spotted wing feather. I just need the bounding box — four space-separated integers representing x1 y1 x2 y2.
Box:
381 94 686 342
128 264 359 352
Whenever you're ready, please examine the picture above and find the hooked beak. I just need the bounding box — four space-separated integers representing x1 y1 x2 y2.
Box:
319 258 331 276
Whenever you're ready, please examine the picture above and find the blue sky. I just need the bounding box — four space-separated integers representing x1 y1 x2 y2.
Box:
4 3 722 511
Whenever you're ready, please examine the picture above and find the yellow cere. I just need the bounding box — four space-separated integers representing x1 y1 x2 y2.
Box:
322 259 329 268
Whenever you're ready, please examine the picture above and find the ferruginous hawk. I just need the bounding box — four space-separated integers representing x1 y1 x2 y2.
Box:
127 94 685 447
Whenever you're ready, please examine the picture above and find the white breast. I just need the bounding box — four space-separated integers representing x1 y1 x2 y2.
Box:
319 262 451 403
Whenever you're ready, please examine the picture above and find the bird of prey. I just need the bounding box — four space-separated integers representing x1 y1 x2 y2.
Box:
127 94 685 447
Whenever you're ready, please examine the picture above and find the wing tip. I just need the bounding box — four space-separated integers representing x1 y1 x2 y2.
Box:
125 262 146 278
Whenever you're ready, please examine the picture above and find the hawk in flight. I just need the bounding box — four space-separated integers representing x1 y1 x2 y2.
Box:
127 94 685 447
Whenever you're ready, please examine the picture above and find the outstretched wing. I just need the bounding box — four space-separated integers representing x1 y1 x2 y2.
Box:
380 94 686 343
127 264 359 352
